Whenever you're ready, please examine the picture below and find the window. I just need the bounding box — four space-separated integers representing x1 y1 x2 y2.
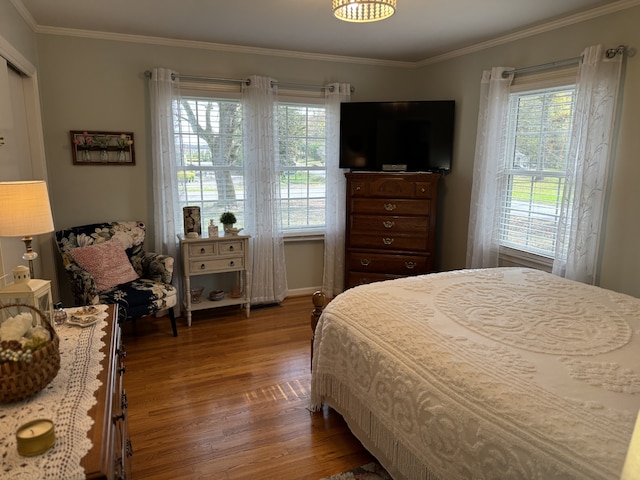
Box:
175 95 327 233
499 85 576 258
277 102 326 232
176 96 244 227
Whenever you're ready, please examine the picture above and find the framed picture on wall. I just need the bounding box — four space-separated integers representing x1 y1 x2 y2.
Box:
70 131 135 165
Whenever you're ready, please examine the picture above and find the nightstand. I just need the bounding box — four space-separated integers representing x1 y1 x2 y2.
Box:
177 233 251 326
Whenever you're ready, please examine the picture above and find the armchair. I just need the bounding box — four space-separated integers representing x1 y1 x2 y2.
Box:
55 221 178 336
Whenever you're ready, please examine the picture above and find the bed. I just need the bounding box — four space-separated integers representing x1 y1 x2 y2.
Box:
310 267 640 480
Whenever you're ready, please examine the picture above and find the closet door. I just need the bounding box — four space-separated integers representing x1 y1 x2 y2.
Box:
0 56 41 280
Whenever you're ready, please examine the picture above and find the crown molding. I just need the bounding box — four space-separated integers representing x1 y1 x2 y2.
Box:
31 25 416 69
11 0 640 68
9 0 37 30
417 0 640 67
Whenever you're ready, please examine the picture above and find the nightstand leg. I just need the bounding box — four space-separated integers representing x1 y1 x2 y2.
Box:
184 275 192 327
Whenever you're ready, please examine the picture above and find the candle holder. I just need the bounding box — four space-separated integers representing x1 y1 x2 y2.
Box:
16 419 55 456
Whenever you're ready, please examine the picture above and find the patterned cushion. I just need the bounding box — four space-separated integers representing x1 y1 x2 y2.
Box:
98 279 177 321
70 239 139 292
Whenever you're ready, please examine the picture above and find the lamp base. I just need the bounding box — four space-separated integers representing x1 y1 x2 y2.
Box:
21 236 38 279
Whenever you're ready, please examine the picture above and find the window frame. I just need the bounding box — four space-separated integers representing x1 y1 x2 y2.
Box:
174 85 329 239
497 68 577 270
276 96 328 237
175 89 245 232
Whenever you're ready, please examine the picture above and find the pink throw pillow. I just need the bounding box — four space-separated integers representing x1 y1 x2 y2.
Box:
70 239 139 292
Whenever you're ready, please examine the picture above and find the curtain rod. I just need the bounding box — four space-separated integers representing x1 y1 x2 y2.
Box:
143 70 354 93
502 45 626 78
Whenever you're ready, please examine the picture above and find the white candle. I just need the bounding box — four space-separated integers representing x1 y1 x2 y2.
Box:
16 419 55 456
17 420 52 439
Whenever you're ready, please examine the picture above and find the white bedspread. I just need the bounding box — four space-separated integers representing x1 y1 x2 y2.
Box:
310 268 640 480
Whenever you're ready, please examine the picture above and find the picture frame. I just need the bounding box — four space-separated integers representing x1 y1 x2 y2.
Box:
70 130 135 165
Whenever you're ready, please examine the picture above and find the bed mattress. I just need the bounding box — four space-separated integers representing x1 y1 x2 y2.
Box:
310 268 640 480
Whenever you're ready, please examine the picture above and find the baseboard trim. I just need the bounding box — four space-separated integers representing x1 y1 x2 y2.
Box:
287 287 322 297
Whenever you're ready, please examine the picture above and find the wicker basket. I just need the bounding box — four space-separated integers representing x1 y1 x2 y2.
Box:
0 303 61 403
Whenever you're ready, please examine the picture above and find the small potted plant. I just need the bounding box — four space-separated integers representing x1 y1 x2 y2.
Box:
219 212 237 233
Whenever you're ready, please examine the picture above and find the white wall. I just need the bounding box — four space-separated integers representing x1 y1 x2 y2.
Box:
0 1 38 66
32 34 418 301
416 5 640 298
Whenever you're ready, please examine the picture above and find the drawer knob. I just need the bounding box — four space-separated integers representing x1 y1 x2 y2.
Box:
382 237 394 245
383 203 396 211
200 247 206 254
421 188 426 193
360 258 371 266
229 260 235 267
200 264 206 270
383 221 394 228
356 186 361 191
405 261 417 269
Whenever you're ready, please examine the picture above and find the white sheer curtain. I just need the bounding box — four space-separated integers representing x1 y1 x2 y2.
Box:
466 67 513 268
552 45 623 284
242 75 287 304
467 46 623 284
322 83 351 297
149 68 183 306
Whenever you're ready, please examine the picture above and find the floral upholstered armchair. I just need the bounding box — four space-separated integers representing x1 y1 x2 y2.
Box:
55 221 178 336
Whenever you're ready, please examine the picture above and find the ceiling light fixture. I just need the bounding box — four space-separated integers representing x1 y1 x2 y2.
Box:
332 0 396 23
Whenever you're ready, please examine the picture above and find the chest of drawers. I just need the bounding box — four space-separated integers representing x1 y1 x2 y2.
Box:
345 172 440 288
178 234 251 325
81 304 131 480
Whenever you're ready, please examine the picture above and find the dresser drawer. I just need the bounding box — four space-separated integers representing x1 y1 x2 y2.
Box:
347 271 403 288
188 243 215 257
350 214 428 234
349 176 436 198
349 233 429 251
347 251 432 274
350 198 431 216
189 256 244 273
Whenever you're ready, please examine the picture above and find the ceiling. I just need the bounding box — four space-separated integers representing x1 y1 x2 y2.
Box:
14 0 629 64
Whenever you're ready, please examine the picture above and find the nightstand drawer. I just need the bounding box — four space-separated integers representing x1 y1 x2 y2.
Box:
188 243 215 257
189 256 244 273
218 241 244 254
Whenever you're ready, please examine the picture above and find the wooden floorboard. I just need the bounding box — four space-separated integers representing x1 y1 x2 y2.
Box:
121 295 374 479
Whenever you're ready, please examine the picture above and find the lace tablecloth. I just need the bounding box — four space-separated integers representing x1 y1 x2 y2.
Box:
0 305 109 479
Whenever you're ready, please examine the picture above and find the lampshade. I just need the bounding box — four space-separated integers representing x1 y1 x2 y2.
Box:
332 0 396 22
622 411 640 479
0 181 54 237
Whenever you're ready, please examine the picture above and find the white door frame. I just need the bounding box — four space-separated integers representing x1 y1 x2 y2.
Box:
0 32 58 299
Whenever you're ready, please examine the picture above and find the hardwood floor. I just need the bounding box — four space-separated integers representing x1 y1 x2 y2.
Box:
120 295 374 479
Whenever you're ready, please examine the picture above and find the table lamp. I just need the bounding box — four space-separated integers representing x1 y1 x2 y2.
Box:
0 180 54 279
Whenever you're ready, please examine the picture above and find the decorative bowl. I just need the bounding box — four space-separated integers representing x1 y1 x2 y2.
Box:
208 290 225 301
190 286 204 303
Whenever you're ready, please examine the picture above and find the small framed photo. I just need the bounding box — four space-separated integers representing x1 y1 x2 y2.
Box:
70 131 135 165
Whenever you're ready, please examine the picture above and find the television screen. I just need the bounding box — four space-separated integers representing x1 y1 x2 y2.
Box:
339 100 455 172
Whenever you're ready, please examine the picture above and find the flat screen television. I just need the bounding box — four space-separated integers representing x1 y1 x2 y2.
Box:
339 100 455 173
